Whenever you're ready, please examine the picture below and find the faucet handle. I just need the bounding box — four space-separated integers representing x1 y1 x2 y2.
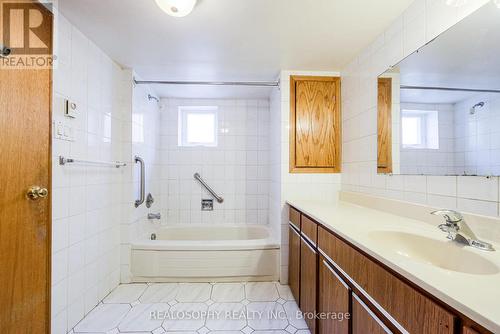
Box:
431 210 463 224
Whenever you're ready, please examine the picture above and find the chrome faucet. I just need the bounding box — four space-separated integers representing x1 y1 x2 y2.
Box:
147 213 161 220
431 210 495 251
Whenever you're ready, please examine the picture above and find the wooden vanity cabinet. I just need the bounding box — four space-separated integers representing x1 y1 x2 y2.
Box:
318 257 350 334
318 227 455 333
288 205 494 334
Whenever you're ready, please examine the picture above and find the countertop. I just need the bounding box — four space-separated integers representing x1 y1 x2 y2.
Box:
286 199 500 333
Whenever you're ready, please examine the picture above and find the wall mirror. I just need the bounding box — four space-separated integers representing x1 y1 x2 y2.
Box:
377 1 500 176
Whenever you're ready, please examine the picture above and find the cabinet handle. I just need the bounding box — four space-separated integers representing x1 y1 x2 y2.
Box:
301 232 316 247
322 259 350 290
353 293 393 334
318 249 409 334
302 237 317 253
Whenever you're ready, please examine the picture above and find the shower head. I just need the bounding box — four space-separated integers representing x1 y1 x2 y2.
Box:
148 94 160 103
470 102 485 115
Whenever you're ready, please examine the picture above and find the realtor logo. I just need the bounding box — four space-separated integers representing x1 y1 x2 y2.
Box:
1 0 55 68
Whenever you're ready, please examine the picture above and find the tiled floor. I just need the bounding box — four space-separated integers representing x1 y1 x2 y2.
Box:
70 282 311 334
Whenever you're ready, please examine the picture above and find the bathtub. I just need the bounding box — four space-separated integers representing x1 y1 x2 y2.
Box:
130 225 280 282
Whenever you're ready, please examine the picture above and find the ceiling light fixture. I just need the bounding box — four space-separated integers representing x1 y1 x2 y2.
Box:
445 0 468 6
155 0 197 17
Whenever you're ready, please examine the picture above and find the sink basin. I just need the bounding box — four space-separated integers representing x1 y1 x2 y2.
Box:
368 231 499 275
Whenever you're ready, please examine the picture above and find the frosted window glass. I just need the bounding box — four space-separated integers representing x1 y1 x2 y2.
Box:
178 106 218 147
186 113 215 144
401 109 439 149
402 116 422 146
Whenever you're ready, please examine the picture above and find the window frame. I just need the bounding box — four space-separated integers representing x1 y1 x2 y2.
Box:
178 106 219 147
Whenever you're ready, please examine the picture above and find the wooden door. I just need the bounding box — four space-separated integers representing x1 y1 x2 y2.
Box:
288 225 301 303
300 237 318 334
318 258 350 334
377 77 392 173
352 294 391 334
290 76 341 173
0 2 52 333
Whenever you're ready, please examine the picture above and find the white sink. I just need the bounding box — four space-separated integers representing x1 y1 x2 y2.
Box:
368 231 499 275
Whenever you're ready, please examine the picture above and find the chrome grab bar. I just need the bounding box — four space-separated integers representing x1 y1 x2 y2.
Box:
59 156 126 168
194 173 224 203
135 156 145 208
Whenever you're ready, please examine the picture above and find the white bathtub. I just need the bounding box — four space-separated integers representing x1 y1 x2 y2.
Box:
130 225 280 282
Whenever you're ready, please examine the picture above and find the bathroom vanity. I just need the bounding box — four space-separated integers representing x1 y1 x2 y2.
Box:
287 198 500 334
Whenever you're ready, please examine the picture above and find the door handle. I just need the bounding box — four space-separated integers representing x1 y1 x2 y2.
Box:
1 44 11 58
27 186 48 200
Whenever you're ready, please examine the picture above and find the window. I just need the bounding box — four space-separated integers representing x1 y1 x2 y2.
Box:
401 109 439 149
178 106 218 147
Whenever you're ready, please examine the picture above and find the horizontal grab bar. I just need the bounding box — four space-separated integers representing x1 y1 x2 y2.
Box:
194 173 224 203
59 156 126 168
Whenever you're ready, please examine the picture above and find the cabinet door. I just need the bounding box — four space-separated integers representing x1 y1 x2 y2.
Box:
290 76 341 173
352 294 392 334
318 258 350 334
300 238 318 333
288 225 301 303
463 327 480 334
377 77 392 173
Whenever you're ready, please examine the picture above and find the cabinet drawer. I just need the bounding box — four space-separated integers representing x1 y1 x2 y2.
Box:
318 227 455 334
301 215 318 245
289 206 301 230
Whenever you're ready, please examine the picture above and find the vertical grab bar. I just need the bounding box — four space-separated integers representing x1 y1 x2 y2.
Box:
135 156 145 208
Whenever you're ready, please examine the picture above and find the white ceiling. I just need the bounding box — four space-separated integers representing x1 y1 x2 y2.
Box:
59 0 412 98
394 1 500 104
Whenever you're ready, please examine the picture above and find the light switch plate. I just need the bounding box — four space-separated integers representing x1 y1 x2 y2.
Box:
53 119 75 142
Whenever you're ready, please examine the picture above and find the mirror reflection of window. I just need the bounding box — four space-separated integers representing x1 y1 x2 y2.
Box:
401 110 439 150
376 2 500 176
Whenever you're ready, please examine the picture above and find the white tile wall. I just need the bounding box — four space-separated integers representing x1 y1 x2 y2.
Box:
341 0 500 219
51 14 124 334
268 87 283 281
119 73 162 283
454 94 500 175
159 99 270 225
276 71 343 283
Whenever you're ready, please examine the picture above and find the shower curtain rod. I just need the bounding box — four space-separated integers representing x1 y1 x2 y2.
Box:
400 85 500 94
134 79 280 87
